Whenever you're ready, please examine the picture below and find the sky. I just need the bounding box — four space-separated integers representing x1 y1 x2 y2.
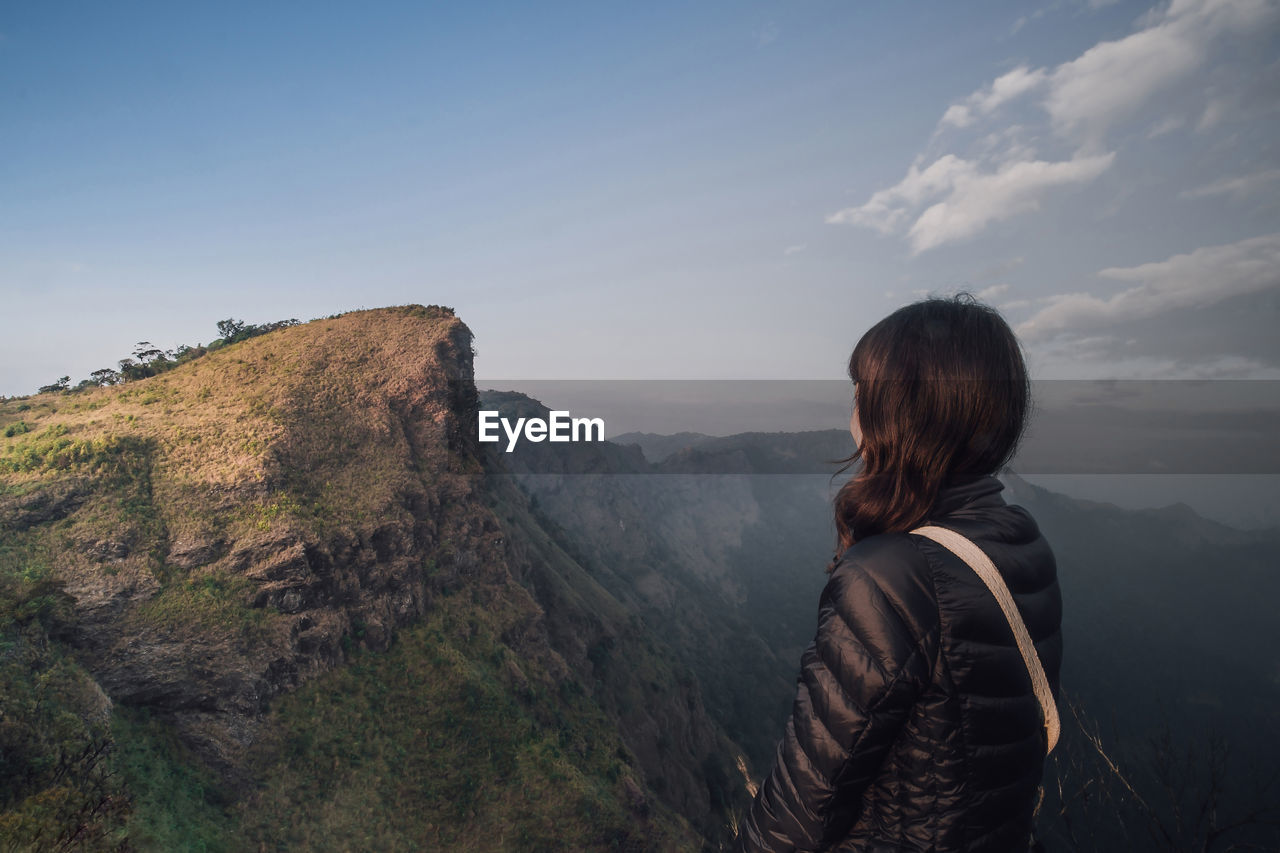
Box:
3 0 1277 395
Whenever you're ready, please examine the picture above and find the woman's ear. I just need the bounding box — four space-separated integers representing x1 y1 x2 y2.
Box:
850 392 862 447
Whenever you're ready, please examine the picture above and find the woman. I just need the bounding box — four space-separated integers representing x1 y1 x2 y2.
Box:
737 294 1062 852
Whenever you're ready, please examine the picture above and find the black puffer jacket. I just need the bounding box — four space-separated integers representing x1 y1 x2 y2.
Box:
738 474 1062 852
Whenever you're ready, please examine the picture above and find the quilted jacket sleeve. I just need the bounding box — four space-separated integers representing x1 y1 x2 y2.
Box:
737 550 938 852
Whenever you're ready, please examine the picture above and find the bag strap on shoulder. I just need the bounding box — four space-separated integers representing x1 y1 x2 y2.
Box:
910 524 1060 754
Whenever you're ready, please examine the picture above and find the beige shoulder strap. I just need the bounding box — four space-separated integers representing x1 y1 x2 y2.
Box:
910 525 1060 754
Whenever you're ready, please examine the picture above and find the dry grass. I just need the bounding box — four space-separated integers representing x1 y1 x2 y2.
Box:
1 305 471 547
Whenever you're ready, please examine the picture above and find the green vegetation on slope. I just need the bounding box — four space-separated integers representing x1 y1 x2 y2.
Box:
108 709 234 852
0 539 126 851
232 588 688 852
99 585 696 853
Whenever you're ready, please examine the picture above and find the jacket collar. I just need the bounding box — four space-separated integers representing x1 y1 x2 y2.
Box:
930 473 1006 519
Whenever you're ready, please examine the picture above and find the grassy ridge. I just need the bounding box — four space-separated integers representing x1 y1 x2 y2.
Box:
0 307 709 850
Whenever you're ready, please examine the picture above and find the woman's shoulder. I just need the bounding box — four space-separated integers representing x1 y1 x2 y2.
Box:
827 533 939 634
833 532 932 583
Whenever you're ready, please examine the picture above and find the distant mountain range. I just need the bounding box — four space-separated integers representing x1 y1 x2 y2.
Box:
494 393 1280 850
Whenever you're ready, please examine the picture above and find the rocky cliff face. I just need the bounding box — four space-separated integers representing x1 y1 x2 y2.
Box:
0 307 738 849
17 308 484 779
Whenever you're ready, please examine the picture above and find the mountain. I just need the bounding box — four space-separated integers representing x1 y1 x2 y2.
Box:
7 308 1275 851
999 470 1280 737
0 307 742 851
613 429 856 474
611 432 716 464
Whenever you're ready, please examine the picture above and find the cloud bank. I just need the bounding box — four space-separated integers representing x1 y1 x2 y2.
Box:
1018 232 1280 340
829 0 1279 252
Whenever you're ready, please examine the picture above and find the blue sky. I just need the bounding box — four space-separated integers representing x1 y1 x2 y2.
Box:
3 0 1279 396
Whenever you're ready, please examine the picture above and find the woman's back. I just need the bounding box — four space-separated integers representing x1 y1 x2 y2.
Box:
737 294 1062 852
738 474 1062 852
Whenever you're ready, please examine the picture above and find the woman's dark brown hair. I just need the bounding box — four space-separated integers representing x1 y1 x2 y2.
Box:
832 292 1030 556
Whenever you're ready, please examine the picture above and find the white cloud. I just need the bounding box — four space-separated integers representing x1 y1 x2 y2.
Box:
939 66 1047 129
830 152 1114 252
1179 168 1280 199
1018 232 1280 339
1046 21 1197 139
1146 114 1187 137
783 243 807 255
1028 347 1280 379
1045 0 1277 140
1196 96 1229 130
951 0 1280 142
908 153 1114 252
1007 2 1066 37
1172 355 1280 379
977 283 1010 300
832 0 1279 251
827 154 972 234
